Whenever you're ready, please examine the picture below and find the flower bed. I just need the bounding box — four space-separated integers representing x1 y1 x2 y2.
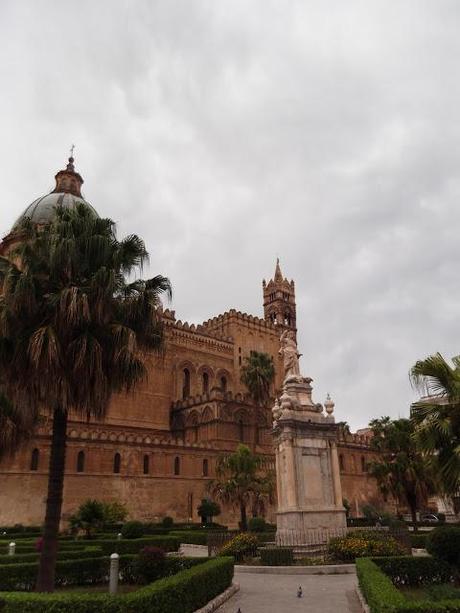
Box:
356 556 460 612
0 557 234 613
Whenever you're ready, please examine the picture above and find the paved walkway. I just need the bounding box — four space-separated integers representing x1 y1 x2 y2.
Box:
218 570 362 613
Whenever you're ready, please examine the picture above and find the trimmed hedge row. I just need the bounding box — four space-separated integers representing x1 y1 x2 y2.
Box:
0 557 234 613
0 548 103 566
96 536 179 555
410 534 428 549
260 547 293 566
169 531 208 546
356 557 460 613
373 556 454 587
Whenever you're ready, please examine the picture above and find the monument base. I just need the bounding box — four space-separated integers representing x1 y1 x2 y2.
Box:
276 508 346 543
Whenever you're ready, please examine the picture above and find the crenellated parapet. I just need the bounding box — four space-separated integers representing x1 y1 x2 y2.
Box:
200 308 279 335
337 431 373 449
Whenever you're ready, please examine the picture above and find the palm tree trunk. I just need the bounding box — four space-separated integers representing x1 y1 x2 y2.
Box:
240 501 248 531
36 409 68 592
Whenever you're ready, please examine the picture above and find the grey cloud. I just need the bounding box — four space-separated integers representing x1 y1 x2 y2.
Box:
1 0 460 429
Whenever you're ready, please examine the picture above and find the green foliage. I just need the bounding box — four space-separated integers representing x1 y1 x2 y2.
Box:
411 353 460 493
69 500 106 538
134 547 166 584
240 351 275 406
328 533 405 561
0 548 103 565
219 533 258 561
197 499 221 524
248 517 267 532
97 536 179 555
374 556 454 587
410 534 428 549
367 418 438 526
343 498 351 518
259 547 293 566
427 527 460 566
161 517 174 529
100 502 128 525
356 558 406 613
121 521 144 540
0 557 234 613
169 531 208 546
209 444 274 531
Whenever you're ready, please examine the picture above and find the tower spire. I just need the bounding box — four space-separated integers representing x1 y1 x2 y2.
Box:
52 151 83 197
274 257 283 282
263 259 296 333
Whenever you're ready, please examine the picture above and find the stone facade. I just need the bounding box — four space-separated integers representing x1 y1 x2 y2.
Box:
0 161 390 528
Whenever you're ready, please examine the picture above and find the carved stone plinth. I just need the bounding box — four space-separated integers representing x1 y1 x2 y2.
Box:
273 375 346 542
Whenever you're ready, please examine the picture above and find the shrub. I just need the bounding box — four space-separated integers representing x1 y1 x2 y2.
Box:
219 534 258 561
248 517 266 532
356 558 406 613
95 536 179 555
410 533 428 549
260 547 293 566
169 531 208 546
427 527 460 567
0 548 103 566
197 500 221 525
121 521 145 540
135 546 166 584
373 555 454 587
0 556 234 613
69 500 106 538
162 516 174 529
328 534 405 561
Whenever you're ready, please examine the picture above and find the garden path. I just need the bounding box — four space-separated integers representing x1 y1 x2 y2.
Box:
218 569 362 613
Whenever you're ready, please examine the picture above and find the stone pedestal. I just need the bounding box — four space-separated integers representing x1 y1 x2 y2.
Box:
273 376 346 542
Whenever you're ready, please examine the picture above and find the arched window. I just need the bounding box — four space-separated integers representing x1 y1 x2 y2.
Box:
202 372 209 394
361 456 366 472
174 456 180 475
30 448 39 471
220 376 227 393
143 454 150 475
183 369 190 399
285 312 291 326
339 454 345 471
113 452 121 474
77 450 85 473
239 419 244 442
203 459 209 477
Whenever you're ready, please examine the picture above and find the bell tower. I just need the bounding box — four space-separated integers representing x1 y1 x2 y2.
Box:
263 259 296 333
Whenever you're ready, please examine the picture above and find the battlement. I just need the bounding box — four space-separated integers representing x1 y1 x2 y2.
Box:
337 431 373 448
200 308 278 334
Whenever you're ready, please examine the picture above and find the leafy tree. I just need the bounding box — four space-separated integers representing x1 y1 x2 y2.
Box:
367 417 437 531
209 444 274 531
68 499 105 538
411 353 460 494
101 501 128 525
0 204 171 591
342 498 351 518
336 421 351 436
197 499 221 524
240 351 275 406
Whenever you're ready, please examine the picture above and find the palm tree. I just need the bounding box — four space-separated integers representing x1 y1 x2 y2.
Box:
411 353 460 494
208 444 274 530
367 417 437 530
240 351 275 406
0 203 171 591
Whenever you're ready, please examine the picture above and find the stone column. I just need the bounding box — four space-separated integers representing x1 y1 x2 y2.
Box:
330 440 343 507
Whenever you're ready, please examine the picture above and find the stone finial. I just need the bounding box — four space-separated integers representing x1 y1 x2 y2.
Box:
324 393 335 415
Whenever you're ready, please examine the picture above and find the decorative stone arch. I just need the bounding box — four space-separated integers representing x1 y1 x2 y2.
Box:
216 368 232 394
200 405 214 441
176 360 197 399
197 365 215 395
186 410 200 443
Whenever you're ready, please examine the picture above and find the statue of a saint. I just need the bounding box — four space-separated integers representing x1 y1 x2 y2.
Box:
279 330 301 379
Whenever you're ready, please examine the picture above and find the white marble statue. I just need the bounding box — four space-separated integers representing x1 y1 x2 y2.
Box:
279 330 301 379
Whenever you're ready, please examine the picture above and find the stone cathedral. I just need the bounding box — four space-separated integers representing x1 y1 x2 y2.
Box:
0 158 385 527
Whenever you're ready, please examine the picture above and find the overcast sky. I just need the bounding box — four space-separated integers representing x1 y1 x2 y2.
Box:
1 1 459 430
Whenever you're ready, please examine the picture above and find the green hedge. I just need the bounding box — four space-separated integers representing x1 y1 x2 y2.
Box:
427 528 460 566
356 557 460 613
169 531 208 546
0 548 103 566
260 547 293 566
0 557 234 613
410 534 428 549
96 536 179 555
373 556 454 587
